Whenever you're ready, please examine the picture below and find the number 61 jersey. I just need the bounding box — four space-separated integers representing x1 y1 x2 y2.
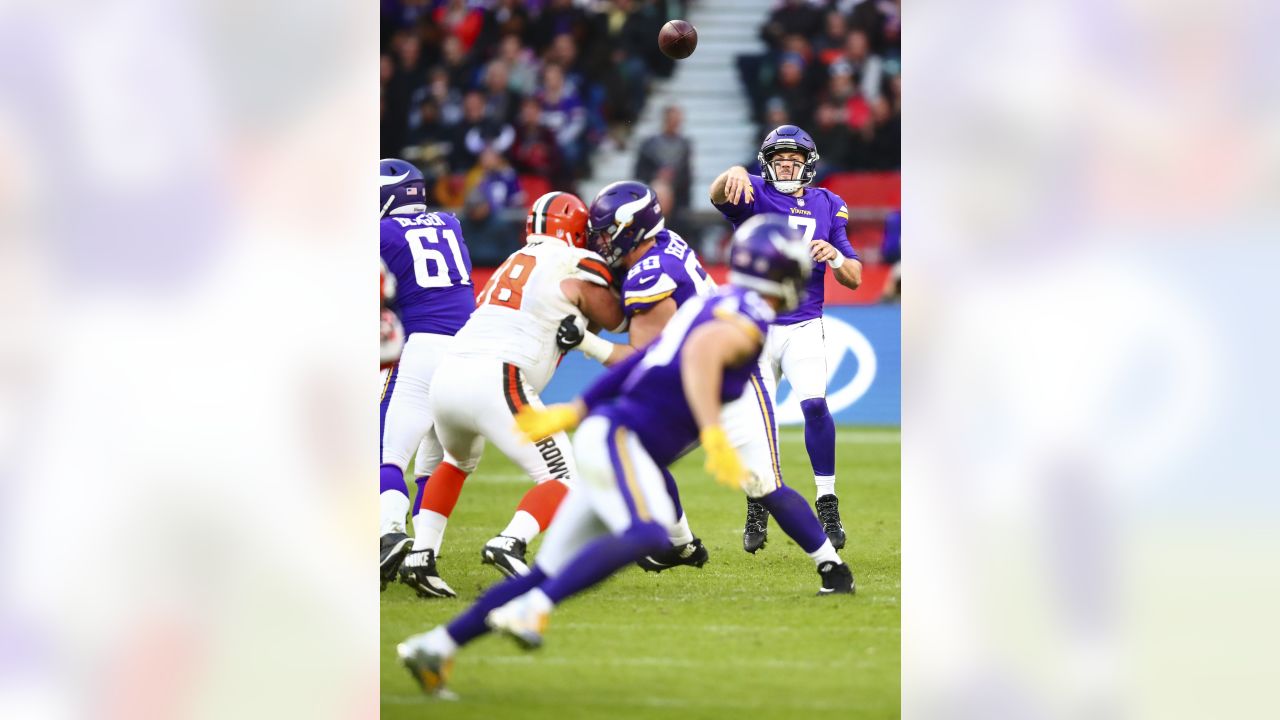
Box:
380 211 477 336
449 236 615 393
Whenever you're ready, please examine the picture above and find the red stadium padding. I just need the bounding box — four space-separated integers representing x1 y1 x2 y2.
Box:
819 171 900 208
470 263 890 306
518 175 553 204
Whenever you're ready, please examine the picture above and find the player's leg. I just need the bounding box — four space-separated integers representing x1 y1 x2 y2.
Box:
398 358 486 599
487 417 674 646
739 328 789 548
779 319 845 548
476 364 576 576
379 335 448 588
409 431 442 549
634 466 708 572
730 358 782 553
398 417 673 693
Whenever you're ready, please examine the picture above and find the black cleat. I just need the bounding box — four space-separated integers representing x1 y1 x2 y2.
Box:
743 499 770 553
817 560 855 595
380 532 413 591
636 537 709 573
398 548 457 598
815 495 847 550
481 535 529 578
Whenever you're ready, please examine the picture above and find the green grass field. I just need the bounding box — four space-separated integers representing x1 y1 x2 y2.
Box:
381 427 900 719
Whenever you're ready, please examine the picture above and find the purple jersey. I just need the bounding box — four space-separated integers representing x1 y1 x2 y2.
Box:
380 211 476 336
713 174 858 324
621 229 714 319
581 286 774 466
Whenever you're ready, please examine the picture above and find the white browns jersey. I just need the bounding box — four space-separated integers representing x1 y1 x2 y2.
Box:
449 235 615 392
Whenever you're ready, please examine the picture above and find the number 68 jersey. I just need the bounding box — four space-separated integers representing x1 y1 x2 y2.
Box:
449 236 615 393
380 211 477 336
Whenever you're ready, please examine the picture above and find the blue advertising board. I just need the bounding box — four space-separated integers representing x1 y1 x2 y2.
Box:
541 304 900 426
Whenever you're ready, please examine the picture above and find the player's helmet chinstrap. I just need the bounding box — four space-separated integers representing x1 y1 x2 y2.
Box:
586 180 666 267
727 214 814 312
380 158 427 217
526 191 589 248
758 125 819 194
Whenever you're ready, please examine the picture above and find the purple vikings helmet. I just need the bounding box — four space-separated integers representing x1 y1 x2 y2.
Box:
728 214 814 312
758 125 820 194
380 158 426 217
586 180 666 267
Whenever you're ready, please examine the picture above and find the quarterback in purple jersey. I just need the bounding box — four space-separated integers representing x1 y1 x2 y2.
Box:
378 158 476 590
711 125 864 552
398 215 855 699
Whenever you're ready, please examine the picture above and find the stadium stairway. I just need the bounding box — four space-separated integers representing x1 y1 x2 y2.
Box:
580 0 773 213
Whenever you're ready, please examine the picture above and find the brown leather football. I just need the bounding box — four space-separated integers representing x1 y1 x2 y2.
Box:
658 19 698 60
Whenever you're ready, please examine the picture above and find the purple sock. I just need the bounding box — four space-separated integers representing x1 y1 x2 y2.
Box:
445 567 548 646
800 397 836 477
380 463 407 497
412 475 428 514
660 468 684 520
540 522 668 604
760 485 827 554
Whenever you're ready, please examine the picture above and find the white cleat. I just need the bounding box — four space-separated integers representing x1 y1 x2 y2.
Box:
485 596 549 650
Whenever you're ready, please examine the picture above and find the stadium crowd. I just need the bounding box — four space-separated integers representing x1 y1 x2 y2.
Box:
382 0 690 261
381 0 897 268
745 0 900 175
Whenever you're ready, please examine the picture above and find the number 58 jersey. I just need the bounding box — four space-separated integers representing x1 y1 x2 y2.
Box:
450 237 615 393
380 212 477 336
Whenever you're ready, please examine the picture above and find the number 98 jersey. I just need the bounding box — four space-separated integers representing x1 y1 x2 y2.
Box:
450 237 615 393
380 211 477 336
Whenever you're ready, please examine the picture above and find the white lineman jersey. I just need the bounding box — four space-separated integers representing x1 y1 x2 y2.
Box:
449 237 614 392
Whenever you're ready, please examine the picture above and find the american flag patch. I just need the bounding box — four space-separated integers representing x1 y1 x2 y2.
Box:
406 187 419 195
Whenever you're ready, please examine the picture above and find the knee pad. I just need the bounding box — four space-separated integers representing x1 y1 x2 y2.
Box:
800 397 831 422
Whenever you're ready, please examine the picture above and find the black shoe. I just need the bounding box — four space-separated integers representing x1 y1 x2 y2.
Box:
399 548 458 598
397 636 456 699
815 495 847 550
636 537 709 573
817 560 855 595
743 499 769 554
481 535 529 578
380 532 413 591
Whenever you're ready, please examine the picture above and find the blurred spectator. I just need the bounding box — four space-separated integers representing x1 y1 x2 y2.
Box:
439 35 476 91
511 98 570 190
481 60 519 125
810 101 854 173
776 53 816 129
815 11 850 66
537 64 587 173
498 34 540 97
434 0 485 53
530 0 590 53
761 0 823 51
842 30 885 103
478 0 531 49
452 90 514 169
759 97 792 141
463 148 524 264
635 105 693 223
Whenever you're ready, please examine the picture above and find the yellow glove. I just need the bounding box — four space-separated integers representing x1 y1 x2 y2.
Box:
700 425 747 490
515 403 583 443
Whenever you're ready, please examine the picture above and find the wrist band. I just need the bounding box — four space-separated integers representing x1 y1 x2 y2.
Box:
828 253 845 269
579 332 614 363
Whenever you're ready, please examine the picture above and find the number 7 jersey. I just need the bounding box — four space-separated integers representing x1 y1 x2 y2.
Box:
450 237 615 393
380 211 477 336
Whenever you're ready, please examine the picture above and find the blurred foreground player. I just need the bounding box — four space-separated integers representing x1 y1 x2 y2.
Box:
711 125 863 552
379 158 476 590
398 215 855 698
399 192 627 597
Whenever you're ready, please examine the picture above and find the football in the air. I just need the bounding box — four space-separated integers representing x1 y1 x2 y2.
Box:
658 19 698 60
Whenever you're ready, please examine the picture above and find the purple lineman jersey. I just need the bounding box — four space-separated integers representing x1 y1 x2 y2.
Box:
620 229 714 321
379 211 476 336
713 174 858 324
580 286 774 467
